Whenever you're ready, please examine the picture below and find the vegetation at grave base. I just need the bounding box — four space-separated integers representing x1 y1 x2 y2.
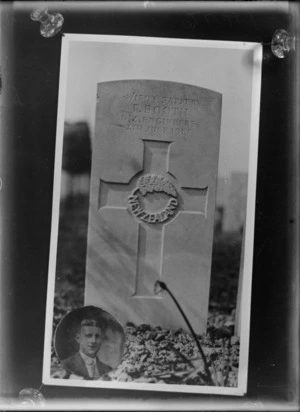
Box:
104 320 239 387
52 318 239 387
51 194 241 386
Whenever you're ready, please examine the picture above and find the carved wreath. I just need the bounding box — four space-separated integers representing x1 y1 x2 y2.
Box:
137 174 177 197
128 174 178 224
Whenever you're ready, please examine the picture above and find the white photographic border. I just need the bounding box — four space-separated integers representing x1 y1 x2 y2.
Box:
43 34 262 397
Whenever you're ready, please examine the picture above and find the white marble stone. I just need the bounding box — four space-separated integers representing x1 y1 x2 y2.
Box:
85 80 222 333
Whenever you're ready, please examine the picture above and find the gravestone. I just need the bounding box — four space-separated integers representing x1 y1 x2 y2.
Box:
85 80 222 333
223 172 248 233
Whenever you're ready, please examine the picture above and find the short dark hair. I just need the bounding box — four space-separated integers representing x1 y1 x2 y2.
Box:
80 318 103 331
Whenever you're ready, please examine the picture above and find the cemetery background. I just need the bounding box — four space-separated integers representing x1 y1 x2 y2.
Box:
50 122 245 387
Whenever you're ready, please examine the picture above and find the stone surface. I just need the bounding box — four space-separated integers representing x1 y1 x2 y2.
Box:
223 172 247 233
85 80 222 333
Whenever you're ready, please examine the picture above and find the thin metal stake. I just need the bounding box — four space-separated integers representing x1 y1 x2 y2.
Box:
154 280 214 386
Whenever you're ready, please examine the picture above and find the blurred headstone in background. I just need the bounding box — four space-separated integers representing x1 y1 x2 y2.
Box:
223 172 248 233
214 173 247 234
210 173 246 313
215 177 228 234
61 121 92 199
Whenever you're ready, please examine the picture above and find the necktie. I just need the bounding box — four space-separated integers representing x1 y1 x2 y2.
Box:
85 358 96 379
90 361 96 379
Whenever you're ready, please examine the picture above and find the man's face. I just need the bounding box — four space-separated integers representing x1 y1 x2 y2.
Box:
76 325 102 358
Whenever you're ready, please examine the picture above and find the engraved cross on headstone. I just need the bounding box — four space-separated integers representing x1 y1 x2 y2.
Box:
98 139 208 298
85 80 222 333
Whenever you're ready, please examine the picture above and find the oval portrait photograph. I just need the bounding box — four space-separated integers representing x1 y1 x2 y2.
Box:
54 306 125 380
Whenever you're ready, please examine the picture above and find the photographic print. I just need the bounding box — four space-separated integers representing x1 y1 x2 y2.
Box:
43 34 262 395
54 306 125 380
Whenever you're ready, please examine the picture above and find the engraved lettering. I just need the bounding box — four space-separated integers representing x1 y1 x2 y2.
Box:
120 91 200 138
149 214 156 223
140 212 150 222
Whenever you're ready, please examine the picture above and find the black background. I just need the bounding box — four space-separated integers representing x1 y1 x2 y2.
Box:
1 1 299 409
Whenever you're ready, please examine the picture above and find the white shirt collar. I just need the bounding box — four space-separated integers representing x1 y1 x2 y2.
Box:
79 350 96 365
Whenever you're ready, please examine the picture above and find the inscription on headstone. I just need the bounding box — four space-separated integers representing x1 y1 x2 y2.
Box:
85 80 222 333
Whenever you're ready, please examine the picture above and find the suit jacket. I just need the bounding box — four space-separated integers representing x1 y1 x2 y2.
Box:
61 352 112 380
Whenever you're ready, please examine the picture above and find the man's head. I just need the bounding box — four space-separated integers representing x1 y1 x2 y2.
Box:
75 319 103 358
